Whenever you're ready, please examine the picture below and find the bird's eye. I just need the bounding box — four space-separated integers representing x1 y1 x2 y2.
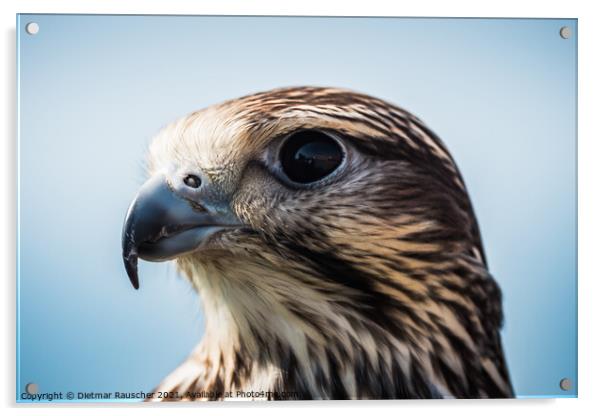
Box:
183 174 202 188
279 130 344 184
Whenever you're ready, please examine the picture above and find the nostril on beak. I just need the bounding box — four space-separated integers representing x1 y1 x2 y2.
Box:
183 174 202 189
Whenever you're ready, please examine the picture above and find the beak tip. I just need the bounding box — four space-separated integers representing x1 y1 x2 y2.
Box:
123 249 141 290
127 267 140 290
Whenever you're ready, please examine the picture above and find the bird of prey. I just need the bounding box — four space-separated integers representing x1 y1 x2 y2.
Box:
122 86 513 400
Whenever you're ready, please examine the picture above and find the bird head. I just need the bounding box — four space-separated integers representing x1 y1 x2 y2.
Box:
122 87 510 398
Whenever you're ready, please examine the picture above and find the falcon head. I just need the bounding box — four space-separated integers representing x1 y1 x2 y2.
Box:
122 87 512 399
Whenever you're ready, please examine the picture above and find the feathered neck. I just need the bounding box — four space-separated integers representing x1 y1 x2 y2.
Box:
147 252 511 400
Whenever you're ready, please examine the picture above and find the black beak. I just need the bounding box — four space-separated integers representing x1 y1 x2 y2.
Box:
121 174 240 290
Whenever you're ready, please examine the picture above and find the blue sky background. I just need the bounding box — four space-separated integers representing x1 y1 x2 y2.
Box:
17 15 577 401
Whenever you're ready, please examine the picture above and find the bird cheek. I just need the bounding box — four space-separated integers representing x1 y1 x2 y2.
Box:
230 192 271 229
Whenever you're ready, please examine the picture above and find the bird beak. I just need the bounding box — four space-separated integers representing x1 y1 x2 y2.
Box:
121 174 241 290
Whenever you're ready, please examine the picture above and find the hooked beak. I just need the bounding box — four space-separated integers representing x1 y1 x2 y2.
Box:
121 174 241 290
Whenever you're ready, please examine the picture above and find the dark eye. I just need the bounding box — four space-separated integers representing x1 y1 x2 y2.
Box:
279 130 344 184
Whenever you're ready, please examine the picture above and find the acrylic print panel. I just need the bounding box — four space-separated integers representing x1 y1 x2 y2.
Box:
16 14 577 402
